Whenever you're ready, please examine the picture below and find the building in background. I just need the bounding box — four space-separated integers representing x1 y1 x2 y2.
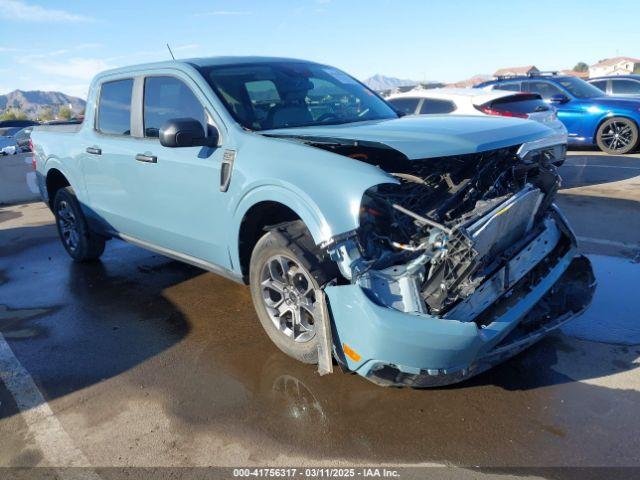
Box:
446 74 493 88
493 65 539 77
560 69 589 79
589 57 640 77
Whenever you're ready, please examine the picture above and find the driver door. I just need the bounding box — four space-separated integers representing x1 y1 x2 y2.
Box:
126 73 231 269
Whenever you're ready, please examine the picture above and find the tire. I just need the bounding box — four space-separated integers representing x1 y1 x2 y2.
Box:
249 221 337 364
53 186 105 262
596 117 639 155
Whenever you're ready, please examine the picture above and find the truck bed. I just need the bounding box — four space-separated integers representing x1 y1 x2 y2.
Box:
33 123 83 134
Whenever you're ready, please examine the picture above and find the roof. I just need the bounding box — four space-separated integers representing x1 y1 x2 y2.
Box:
388 87 529 105
589 74 640 80
591 56 640 67
493 65 538 76
96 56 318 77
478 73 575 87
185 56 314 68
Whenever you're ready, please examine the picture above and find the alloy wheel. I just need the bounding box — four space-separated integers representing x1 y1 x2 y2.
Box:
57 200 79 252
260 254 319 343
600 120 634 152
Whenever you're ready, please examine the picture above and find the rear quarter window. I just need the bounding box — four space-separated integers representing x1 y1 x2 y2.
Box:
387 97 420 114
590 80 608 92
97 79 133 135
419 98 456 114
493 82 521 92
487 94 550 114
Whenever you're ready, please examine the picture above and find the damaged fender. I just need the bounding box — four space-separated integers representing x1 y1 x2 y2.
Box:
227 137 397 271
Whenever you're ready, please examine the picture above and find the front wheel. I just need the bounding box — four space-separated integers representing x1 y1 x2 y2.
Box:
53 187 105 262
596 117 639 155
249 221 337 364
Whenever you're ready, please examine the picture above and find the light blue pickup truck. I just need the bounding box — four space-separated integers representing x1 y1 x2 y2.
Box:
32 57 595 387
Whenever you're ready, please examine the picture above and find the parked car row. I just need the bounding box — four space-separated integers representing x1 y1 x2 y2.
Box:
387 72 640 155
387 88 568 158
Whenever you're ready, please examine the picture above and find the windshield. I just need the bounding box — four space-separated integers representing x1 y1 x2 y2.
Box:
556 77 604 99
197 62 398 131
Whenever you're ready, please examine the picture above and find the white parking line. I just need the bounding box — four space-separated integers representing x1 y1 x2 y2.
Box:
0 333 99 475
563 164 640 170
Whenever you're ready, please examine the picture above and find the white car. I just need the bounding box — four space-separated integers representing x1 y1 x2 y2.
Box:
387 88 568 143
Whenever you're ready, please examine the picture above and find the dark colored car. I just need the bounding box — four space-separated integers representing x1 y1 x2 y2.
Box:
15 126 34 152
477 72 640 154
0 120 39 128
0 126 23 154
588 74 640 98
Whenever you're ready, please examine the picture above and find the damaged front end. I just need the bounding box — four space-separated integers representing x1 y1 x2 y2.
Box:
317 141 595 387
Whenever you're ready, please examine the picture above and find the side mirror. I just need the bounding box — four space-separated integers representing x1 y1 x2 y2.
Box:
159 118 218 148
550 94 570 104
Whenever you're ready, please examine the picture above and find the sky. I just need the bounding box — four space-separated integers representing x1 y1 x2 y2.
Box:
1 0 640 99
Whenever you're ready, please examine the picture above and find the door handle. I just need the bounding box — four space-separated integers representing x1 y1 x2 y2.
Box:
135 153 157 163
86 146 101 155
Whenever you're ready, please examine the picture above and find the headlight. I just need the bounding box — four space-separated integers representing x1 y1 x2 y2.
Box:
521 144 566 165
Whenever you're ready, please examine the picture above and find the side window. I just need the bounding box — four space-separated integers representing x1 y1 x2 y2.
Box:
590 80 608 92
420 98 456 114
97 79 133 135
525 81 563 99
143 76 206 138
494 82 521 92
387 97 420 114
611 79 640 95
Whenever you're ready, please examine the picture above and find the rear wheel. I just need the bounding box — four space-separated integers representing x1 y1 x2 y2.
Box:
249 221 337 364
53 187 105 262
596 117 638 155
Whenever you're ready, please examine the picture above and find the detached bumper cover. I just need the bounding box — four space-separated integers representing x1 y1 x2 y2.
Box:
326 245 595 387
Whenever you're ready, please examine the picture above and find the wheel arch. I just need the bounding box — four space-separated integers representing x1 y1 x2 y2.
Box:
45 167 71 209
593 114 639 145
230 187 332 284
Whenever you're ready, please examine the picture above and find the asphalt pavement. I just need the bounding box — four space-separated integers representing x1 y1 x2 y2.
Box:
0 150 639 478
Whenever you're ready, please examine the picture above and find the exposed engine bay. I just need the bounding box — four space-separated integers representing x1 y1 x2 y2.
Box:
270 134 567 319
354 144 563 316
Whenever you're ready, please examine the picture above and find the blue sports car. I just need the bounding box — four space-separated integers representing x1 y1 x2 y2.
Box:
477 73 640 154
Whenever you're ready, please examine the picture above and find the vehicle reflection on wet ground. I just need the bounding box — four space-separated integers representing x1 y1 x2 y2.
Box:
0 151 639 470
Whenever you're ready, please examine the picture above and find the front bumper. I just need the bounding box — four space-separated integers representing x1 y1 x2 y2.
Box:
325 219 595 387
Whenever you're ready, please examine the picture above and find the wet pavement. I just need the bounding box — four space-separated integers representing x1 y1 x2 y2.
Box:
0 151 639 474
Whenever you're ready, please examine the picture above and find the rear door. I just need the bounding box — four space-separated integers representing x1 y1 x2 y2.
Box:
81 77 141 234
125 73 231 268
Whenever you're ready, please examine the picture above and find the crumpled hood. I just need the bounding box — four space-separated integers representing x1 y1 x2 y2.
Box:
263 115 555 159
